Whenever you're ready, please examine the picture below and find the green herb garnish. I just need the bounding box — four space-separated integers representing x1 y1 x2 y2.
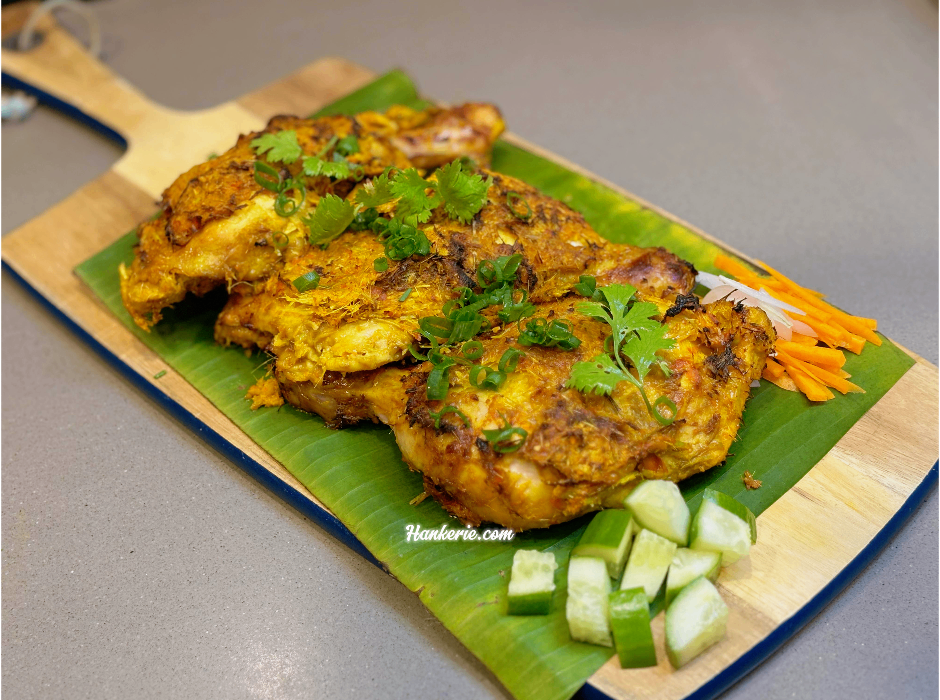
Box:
254 161 283 192
428 405 470 430
566 283 677 425
469 365 506 391
271 232 289 250
153 370 167 379
303 194 357 246
374 257 389 272
292 270 321 293
335 135 359 157
518 318 581 350
573 274 597 297
274 178 306 217
435 160 491 223
506 191 532 221
399 288 413 302
482 416 528 453
251 130 303 164
498 348 525 373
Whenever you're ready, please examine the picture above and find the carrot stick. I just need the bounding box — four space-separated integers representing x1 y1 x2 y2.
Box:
763 365 798 392
714 254 759 280
755 260 881 346
789 333 818 346
844 334 866 355
760 288 833 322
857 317 877 330
796 315 845 344
762 357 787 380
777 350 864 395
776 341 846 368
783 363 835 401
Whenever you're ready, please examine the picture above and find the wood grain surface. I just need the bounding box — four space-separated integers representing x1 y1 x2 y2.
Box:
2 8 937 699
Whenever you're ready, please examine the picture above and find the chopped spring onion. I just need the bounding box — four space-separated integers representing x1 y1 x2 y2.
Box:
426 358 457 401
374 257 389 272
482 416 527 453
517 317 581 350
428 404 470 430
506 191 532 221
271 231 289 250
153 370 167 379
253 161 282 192
274 178 306 217
469 365 506 391
399 288 413 302
498 347 525 373
460 340 484 361
292 270 320 293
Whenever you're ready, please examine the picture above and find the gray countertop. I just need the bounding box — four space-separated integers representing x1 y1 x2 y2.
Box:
2 1 937 698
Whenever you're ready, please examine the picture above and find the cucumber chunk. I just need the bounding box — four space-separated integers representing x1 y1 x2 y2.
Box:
702 488 757 543
620 528 678 602
572 509 636 578
665 576 729 668
566 556 613 647
624 480 690 545
507 549 558 615
689 499 751 565
608 587 658 668
665 548 721 608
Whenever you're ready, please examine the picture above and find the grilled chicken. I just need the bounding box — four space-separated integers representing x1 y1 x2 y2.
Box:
119 104 505 329
274 298 774 530
214 170 695 386
119 101 773 530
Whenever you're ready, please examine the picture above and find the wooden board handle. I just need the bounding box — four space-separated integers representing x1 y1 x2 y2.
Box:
1 2 160 141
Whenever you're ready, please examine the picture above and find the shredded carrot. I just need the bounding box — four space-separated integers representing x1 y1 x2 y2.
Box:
783 363 835 401
763 366 799 392
711 255 879 403
841 333 866 355
796 315 845 344
789 333 818 346
776 349 864 395
755 259 881 346
776 341 846 369
714 254 757 280
762 357 787 380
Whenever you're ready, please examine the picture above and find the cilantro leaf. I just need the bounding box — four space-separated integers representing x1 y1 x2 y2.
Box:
566 355 630 396
569 282 678 423
597 283 638 319
390 168 440 225
355 171 396 208
433 160 491 223
302 194 357 246
251 130 303 164
302 156 350 180
622 330 675 382
335 135 359 157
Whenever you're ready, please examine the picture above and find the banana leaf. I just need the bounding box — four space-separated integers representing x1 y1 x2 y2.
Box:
74 70 914 700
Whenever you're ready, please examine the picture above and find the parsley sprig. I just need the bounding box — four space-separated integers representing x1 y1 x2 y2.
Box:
566 283 678 425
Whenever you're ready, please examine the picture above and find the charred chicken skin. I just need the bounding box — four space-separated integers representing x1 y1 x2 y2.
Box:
119 103 505 329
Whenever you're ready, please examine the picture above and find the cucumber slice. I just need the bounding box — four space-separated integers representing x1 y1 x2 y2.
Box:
620 528 678 602
624 480 690 545
572 509 636 578
665 548 721 608
665 576 729 668
702 488 757 543
566 556 613 647
507 549 558 615
608 587 657 668
689 499 751 565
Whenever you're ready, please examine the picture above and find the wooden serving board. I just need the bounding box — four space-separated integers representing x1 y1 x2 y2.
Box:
3 7 937 700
